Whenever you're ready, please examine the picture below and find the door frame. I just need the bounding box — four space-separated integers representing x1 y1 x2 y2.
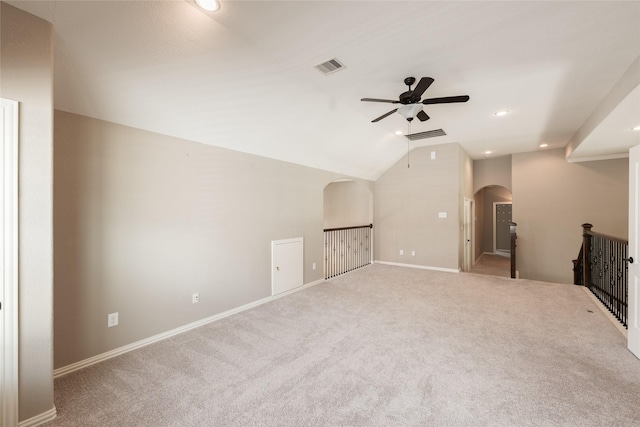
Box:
1 98 19 426
628 144 639 359
493 202 512 254
463 198 474 271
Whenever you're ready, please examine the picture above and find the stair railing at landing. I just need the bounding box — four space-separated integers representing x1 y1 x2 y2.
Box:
324 224 373 279
510 221 517 279
572 223 632 328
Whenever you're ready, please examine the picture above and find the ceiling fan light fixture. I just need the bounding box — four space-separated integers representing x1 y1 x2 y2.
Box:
195 0 220 12
633 125 640 131
397 104 423 121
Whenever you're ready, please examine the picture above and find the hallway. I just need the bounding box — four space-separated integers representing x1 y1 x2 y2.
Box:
470 253 511 278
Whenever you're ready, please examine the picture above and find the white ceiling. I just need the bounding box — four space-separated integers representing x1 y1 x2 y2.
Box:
9 0 640 180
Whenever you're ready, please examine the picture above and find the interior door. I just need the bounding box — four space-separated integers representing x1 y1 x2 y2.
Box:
272 238 304 295
463 198 473 272
628 144 640 359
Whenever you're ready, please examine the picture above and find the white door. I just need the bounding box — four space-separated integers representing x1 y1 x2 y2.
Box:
463 198 473 272
628 144 640 359
1 98 19 427
272 238 304 295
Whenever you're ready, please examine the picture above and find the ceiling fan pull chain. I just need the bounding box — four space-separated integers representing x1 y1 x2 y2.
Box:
407 121 411 168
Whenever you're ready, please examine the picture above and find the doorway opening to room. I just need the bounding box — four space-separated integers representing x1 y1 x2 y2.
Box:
472 185 512 277
323 180 373 279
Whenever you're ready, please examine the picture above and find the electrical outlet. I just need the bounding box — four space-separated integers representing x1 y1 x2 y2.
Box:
107 312 118 328
399 249 404 255
192 293 199 304
412 251 416 256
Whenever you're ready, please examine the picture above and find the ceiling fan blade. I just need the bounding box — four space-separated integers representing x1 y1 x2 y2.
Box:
372 109 398 123
411 77 434 101
416 110 430 122
361 98 400 104
422 95 470 105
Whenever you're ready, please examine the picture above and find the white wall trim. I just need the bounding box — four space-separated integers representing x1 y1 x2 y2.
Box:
54 278 325 379
375 260 460 273
1 98 19 427
581 287 628 338
17 406 56 427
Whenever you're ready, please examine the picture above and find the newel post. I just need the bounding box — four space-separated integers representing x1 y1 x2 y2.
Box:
509 222 517 279
582 223 593 288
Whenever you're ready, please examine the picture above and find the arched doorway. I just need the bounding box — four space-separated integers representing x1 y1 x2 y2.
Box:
323 180 373 278
472 185 512 276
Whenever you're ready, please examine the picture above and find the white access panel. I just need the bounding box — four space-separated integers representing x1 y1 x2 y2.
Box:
272 238 304 295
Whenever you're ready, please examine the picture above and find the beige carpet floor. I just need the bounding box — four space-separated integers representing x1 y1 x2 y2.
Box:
46 264 640 426
470 253 511 278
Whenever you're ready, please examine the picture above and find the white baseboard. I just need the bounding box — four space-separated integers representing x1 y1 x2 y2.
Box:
54 278 325 379
374 260 460 273
581 287 627 338
18 406 56 427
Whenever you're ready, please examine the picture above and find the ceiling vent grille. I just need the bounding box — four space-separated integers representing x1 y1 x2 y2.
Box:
314 58 345 75
406 129 447 141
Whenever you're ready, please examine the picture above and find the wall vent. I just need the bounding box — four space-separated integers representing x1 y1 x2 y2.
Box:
314 58 345 75
406 129 446 141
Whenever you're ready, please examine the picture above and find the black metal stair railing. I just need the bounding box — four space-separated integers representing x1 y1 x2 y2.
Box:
324 224 372 279
573 223 630 328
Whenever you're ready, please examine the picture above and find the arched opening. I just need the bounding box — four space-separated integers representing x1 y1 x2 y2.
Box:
323 179 373 278
472 185 512 276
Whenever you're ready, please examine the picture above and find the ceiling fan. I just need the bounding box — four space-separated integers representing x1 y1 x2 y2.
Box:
361 77 470 123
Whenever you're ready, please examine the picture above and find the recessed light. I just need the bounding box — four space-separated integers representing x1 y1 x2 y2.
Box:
633 125 640 131
395 130 403 135
539 143 548 148
195 0 220 12
494 110 509 117
484 150 492 155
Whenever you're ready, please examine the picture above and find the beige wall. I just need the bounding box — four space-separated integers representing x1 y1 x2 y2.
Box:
323 180 373 229
473 155 512 193
53 111 364 368
374 144 462 270
512 148 628 283
1 2 55 422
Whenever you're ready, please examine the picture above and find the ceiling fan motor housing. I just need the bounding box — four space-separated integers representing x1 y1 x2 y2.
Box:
399 91 415 104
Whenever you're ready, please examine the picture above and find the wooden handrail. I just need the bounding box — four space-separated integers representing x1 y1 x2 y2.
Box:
582 223 628 245
323 223 373 232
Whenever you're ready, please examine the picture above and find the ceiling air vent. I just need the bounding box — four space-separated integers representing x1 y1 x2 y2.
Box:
406 129 447 141
314 58 345 75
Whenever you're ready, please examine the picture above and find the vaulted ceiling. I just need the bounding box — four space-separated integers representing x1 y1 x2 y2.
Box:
9 0 640 180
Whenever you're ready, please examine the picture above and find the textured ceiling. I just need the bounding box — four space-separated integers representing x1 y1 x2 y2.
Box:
9 0 640 180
